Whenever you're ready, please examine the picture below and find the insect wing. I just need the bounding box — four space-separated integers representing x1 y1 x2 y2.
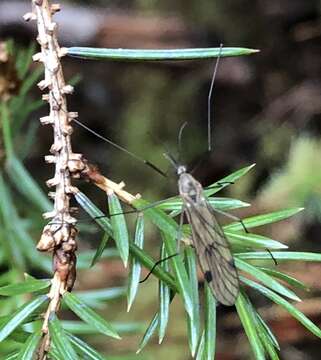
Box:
184 198 239 306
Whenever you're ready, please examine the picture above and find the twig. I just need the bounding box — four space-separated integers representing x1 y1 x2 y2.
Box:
25 1 80 358
25 2 140 358
76 159 141 204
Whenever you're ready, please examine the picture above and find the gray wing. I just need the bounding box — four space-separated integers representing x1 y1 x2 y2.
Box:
184 200 239 306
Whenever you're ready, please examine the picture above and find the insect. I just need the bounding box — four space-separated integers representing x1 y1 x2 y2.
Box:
163 47 239 305
72 47 242 305
163 151 239 305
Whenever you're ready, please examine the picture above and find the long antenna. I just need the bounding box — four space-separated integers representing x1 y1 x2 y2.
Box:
177 121 188 164
207 44 223 152
73 118 167 177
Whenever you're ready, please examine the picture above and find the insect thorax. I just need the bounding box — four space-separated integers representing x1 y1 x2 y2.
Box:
178 173 203 203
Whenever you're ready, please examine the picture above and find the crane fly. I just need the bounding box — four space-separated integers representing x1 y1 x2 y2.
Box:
162 45 239 305
164 150 239 306
71 45 241 305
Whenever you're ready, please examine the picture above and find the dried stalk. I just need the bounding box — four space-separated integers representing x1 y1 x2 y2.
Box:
24 1 84 357
78 160 141 204
20 2 171 350
25 1 141 357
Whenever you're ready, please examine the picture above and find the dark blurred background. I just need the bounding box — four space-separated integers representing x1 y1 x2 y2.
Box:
1 1 321 359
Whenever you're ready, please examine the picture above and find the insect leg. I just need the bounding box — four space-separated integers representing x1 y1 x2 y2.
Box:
139 253 178 283
65 197 176 224
106 197 178 218
140 204 185 283
176 205 185 252
209 206 249 233
210 207 277 266
266 248 278 266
